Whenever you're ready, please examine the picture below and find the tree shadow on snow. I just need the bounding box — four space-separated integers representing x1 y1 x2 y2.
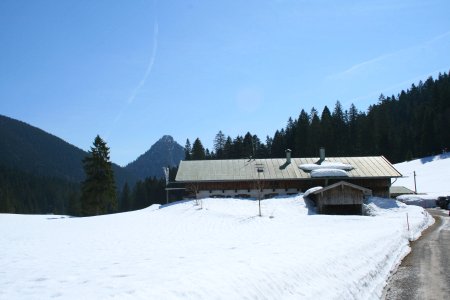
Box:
420 152 450 164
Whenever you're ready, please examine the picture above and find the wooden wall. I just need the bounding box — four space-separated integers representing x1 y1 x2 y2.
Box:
186 178 391 197
315 185 364 215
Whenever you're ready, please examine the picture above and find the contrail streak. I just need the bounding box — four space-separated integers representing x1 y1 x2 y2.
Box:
330 30 450 79
127 19 159 104
106 17 159 139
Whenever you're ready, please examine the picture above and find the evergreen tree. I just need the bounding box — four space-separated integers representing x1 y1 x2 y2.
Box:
319 106 333 154
294 110 309 157
243 132 255 158
307 108 321 156
331 101 347 156
213 130 226 159
232 135 244 158
285 117 296 154
67 191 81 216
270 129 286 158
119 182 132 212
80 135 117 216
265 136 273 157
184 139 192 160
347 103 361 155
223 136 233 159
191 138 206 160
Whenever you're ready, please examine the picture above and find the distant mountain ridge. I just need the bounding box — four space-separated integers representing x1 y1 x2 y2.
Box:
1 115 139 188
0 114 184 185
125 135 185 180
0 114 87 181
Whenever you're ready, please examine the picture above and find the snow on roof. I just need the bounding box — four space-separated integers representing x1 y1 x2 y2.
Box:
299 161 353 171
303 186 323 198
310 168 349 178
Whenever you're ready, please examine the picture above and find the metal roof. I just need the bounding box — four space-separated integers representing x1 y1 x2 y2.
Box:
175 156 402 182
390 186 415 195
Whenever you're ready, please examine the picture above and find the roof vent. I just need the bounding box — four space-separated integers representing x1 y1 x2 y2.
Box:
319 147 325 163
285 149 292 164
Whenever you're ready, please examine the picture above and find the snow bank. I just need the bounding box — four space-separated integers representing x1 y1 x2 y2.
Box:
0 195 433 299
364 197 434 240
396 194 437 208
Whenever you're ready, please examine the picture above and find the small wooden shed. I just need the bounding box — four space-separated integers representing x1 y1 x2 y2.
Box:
311 181 372 215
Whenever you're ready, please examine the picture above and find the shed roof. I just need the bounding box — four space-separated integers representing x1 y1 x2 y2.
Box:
311 181 372 195
390 186 415 195
175 156 402 182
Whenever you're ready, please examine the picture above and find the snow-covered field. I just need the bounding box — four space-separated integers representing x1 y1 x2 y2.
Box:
1 195 433 299
393 152 450 197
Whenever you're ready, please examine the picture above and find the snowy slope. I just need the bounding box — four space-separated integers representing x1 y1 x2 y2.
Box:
0 196 432 299
393 152 450 196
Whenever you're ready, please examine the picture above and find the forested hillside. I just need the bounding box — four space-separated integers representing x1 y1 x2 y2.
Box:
0 115 136 186
0 165 79 214
185 72 450 163
0 115 137 214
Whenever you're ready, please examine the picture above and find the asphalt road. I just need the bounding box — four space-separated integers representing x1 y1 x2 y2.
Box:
383 209 450 300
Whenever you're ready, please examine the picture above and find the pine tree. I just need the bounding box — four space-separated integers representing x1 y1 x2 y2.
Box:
80 135 117 216
67 191 81 216
243 132 254 158
119 182 132 212
294 110 309 157
332 101 347 156
319 106 333 154
213 131 226 159
191 138 206 160
223 136 233 159
184 139 192 160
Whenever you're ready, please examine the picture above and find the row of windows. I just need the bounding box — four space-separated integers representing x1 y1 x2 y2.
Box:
206 188 301 193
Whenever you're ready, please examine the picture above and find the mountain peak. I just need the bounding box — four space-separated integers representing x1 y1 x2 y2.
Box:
125 135 185 180
158 135 175 144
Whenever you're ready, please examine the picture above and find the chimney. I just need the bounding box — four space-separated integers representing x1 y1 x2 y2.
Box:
319 147 325 162
285 149 292 164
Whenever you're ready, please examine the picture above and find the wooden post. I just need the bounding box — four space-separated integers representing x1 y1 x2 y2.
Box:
413 171 417 194
406 213 410 232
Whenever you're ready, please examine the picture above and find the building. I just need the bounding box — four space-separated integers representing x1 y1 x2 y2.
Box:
389 186 416 198
309 181 372 215
175 149 402 202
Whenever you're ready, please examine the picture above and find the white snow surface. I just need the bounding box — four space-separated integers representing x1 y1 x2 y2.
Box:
299 161 353 171
393 152 450 197
0 195 433 299
310 168 349 177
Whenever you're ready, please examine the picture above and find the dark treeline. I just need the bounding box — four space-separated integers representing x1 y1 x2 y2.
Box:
0 165 80 214
117 166 180 214
0 169 176 216
185 72 450 164
57 166 180 217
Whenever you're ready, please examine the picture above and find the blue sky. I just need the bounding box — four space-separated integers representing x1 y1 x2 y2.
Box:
1 0 449 166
